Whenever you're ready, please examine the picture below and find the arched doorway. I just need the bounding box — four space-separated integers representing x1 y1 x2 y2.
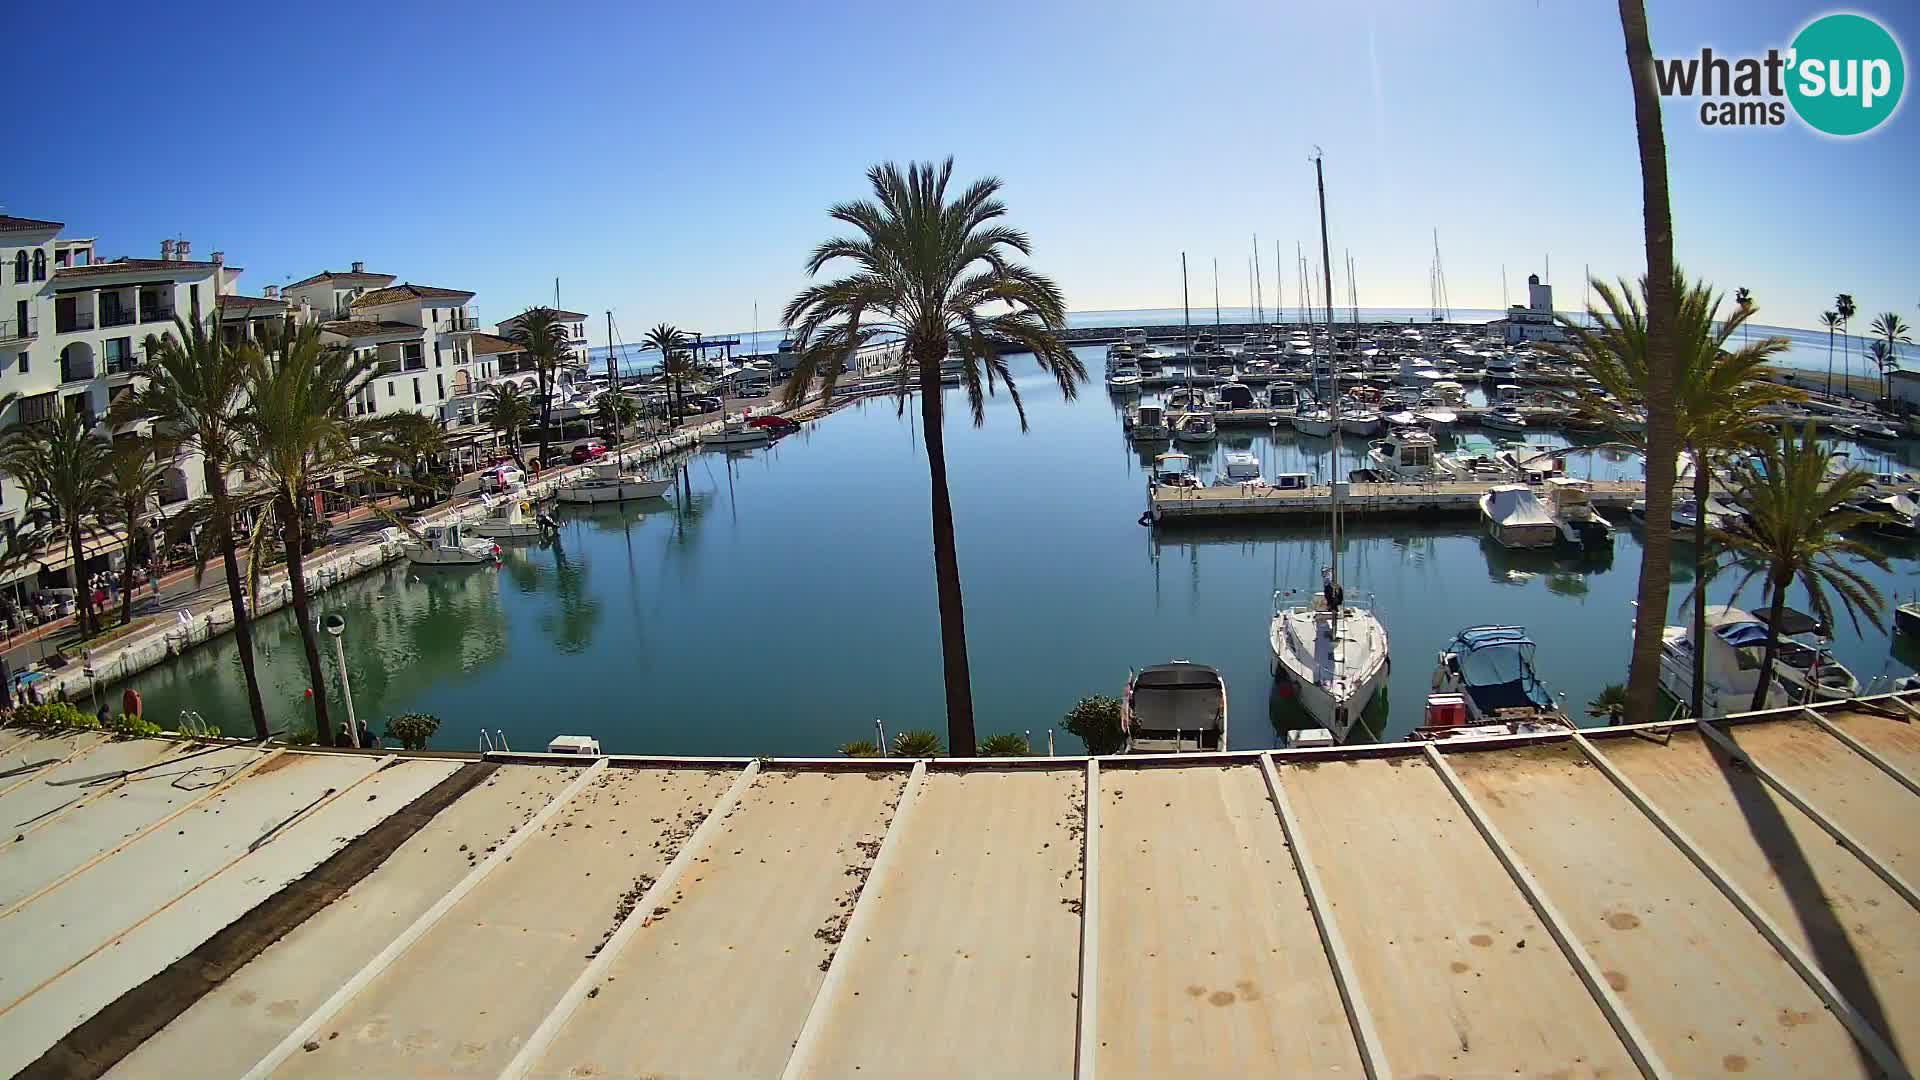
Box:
59 341 95 383
160 466 190 506
452 369 473 395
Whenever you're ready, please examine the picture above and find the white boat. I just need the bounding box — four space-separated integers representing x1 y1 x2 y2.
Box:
1126 403 1171 442
1418 408 1458 434
404 522 500 566
1660 606 1857 716
1480 484 1559 548
1122 327 1150 352
1542 477 1614 548
1292 410 1335 437
699 415 773 447
1413 691 1570 743
1437 434 1518 480
1107 362 1143 389
1431 626 1567 726
1365 428 1440 480
1220 451 1262 482
1339 411 1382 437
1480 408 1528 432
1171 411 1217 443
469 494 558 540
1150 450 1202 489
555 459 673 504
1121 662 1227 753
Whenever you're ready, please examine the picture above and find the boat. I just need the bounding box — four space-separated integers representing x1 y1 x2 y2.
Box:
1122 327 1150 352
1431 626 1568 726
1480 484 1559 548
1165 387 1202 410
1107 362 1144 390
1291 410 1335 438
1150 450 1202 489
1268 152 1391 742
1660 606 1857 716
1220 451 1262 482
1121 662 1228 753
1125 403 1171 442
1172 411 1217 443
1895 599 1920 636
1339 411 1382 437
469 494 558 540
1266 384 1299 411
403 522 500 566
699 414 773 447
1437 434 1518 480
1541 477 1614 548
1365 428 1440 480
1412 692 1570 743
555 459 673 504
1213 382 1254 410
1844 492 1920 537
1838 421 1903 445
1480 407 1528 432
1417 408 1458 434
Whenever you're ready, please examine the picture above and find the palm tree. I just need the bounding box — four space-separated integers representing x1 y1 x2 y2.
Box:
1613 0 1684 724
778 159 1086 754
1732 286 1752 345
1714 427 1887 711
1835 293 1857 398
362 410 449 509
1586 683 1629 726
234 323 378 741
480 382 533 459
102 437 171 629
1868 312 1910 401
117 305 270 737
643 324 691 423
1820 311 1842 397
505 307 573 468
594 390 641 442
0 410 109 637
1552 268 1798 718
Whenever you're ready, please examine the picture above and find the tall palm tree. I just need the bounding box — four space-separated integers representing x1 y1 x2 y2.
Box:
1835 293 1857 399
595 390 641 442
1868 312 1910 401
362 410 449 509
234 322 379 741
1552 269 1797 718
1732 286 1752 345
480 381 533 458
1820 310 1842 397
1614 0 1683 724
0 410 109 637
643 324 691 423
1714 428 1887 711
505 307 572 468
102 437 171 629
118 305 269 737
778 159 1085 754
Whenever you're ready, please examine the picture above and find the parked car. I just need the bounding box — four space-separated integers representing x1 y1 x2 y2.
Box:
747 414 800 435
686 395 723 414
570 439 608 464
480 464 525 493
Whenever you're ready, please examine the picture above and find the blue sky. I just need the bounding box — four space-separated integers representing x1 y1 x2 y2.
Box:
14 0 1915 341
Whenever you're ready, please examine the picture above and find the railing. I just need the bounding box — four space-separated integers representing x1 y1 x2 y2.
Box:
141 306 176 324
105 355 143 377
59 360 97 383
100 308 137 328
435 314 478 333
55 311 94 333
374 360 401 376
402 359 427 372
0 316 33 340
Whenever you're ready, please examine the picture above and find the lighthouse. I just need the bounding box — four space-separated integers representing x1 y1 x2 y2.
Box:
1527 273 1552 313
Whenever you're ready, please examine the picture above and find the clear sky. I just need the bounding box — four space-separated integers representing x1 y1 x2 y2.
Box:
13 0 1915 341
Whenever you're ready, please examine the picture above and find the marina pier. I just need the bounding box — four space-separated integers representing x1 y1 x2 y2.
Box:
1146 477 1646 524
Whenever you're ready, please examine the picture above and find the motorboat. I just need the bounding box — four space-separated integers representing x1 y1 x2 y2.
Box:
1837 421 1903 445
1121 662 1228 752
1220 450 1262 483
403 522 500 566
1480 408 1528 432
1135 346 1165 370
1188 330 1221 356
1895 599 1920 636
699 414 773 447
1271 573 1390 741
1480 485 1559 548
1365 428 1440 480
555 459 673 504
1213 382 1255 410
1107 362 1144 390
1266 384 1299 411
1501 446 1565 484
1339 411 1382 437
1122 327 1150 352
469 494 558 540
1125 403 1171 442
1844 492 1920 538
1165 387 1202 410
1150 450 1202 489
1172 411 1217 443
1412 692 1570 743
1431 626 1567 725
1437 435 1518 480
1418 408 1458 434
1541 477 1614 548
1292 409 1335 438
1660 606 1857 716
1634 495 1741 533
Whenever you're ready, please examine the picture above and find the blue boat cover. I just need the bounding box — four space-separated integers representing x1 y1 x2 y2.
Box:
1713 621 1772 648
1450 627 1554 712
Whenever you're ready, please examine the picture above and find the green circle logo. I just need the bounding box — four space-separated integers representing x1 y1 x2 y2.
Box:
1788 13 1905 136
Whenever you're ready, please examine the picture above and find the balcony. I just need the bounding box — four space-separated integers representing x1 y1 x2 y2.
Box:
434 313 479 334
55 311 95 334
403 359 427 372
141 306 176 324
104 354 144 381
100 308 137 329
59 357 97 384
0 316 34 341
374 360 402 377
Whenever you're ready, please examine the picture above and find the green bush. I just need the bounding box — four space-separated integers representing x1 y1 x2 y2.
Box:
838 739 882 758
1060 694 1126 756
977 733 1032 757
105 712 163 738
10 702 98 732
386 711 441 751
889 729 944 758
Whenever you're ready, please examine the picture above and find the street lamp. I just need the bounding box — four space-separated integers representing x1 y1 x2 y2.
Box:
322 614 359 748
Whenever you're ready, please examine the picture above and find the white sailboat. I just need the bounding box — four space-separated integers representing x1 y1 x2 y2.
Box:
1270 155 1391 742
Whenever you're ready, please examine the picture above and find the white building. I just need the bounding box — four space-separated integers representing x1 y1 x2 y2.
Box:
281 272 478 425
495 308 589 366
1 216 243 591
1487 274 1567 345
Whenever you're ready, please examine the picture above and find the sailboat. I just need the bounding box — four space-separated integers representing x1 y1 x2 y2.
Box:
1270 154 1391 742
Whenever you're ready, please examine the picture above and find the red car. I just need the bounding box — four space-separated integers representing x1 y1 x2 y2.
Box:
569 440 608 464
746 415 800 435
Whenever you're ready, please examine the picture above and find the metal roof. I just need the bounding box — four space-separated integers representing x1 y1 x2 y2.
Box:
0 692 1916 1079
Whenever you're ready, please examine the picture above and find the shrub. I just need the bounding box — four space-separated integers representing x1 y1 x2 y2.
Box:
1060 694 1126 756
105 712 163 738
889 729 944 758
837 739 882 758
977 733 1032 757
386 711 441 751
10 702 98 732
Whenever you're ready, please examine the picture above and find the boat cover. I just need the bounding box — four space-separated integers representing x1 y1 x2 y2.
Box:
1448 628 1554 713
1130 664 1225 732
1483 486 1554 529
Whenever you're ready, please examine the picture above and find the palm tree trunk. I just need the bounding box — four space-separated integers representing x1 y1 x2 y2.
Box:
280 491 331 742
537 365 552 468
1690 449 1709 717
1825 328 1835 397
118 530 137 629
1619 0 1681 724
206 462 269 738
1750 574 1789 712
68 521 94 639
917 356 976 756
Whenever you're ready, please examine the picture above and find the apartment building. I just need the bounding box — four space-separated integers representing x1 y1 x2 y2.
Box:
281 267 480 425
495 308 589 364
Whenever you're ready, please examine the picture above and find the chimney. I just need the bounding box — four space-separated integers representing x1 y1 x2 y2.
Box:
176 240 191 262
160 239 175 261
264 285 279 300
212 250 224 268
351 260 365 274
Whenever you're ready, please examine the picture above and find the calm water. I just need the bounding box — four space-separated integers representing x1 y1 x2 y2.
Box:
114 348 1920 754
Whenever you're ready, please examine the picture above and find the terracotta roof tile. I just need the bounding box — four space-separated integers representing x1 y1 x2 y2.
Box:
217 294 287 312
351 284 475 308
470 332 522 355
320 319 426 339
284 269 397 290
53 258 220 279
0 215 63 233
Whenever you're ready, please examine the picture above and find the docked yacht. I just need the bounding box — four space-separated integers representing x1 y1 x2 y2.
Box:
555 459 673 504
1431 626 1567 726
1220 451 1262 483
1480 485 1559 548
700 415 773 447
1365 428 1440 480
1292 409 1336 438
1437 434 1518 480
404 522 500 566
1172 411 1218 443
1844 492 1920 538
1121 662 1228 752
1417 407 1458 434
1339 411 1382 437
1125 403 1171 442
1541 477 1614 548
1149 450 1202 489
469 494 558 540
1107 362 1144 390
1480 407 1528 433
1213 382 1255 410
1266 384 1299 412
1660 606 1859 716
1271 573 1390 741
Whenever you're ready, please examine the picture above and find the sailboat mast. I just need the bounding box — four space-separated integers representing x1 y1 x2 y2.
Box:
1212 259 1221 326
1253 234 1263 325
1182 252 1190 334
605 309 617 390
1316 153 1341 592
1275 239 1284 323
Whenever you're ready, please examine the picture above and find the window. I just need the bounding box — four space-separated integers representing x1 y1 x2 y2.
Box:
387 382 395 397
412 378 421 405
31 250 45 281
16 351 26 375
11 252 24 283
18 392 55 424
189 284 199 309
436 374 444 399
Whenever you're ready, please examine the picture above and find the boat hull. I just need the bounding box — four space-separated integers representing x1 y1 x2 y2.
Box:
1269 607 1390 741
404 546 497 566
555 478 673 504
1292 415 1335 437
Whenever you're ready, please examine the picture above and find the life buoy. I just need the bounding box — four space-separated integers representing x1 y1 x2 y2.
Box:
519 501 531 515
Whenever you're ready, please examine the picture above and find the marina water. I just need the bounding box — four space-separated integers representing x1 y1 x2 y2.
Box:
110 347 1920 754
